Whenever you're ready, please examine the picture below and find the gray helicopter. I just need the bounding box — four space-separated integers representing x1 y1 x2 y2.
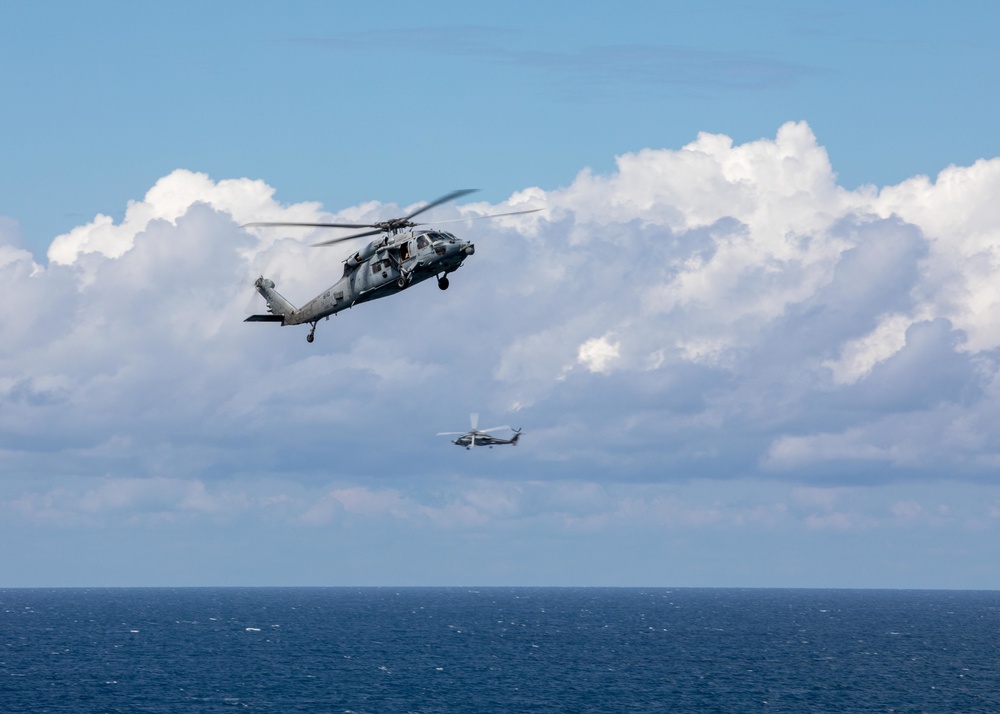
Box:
437 413 523 450
243 189 539 342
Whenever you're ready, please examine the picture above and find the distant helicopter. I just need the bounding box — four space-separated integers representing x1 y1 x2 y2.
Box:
243 189 540 342
437 413 523 450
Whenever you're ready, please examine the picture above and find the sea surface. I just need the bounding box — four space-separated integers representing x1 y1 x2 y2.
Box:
2 587 999 713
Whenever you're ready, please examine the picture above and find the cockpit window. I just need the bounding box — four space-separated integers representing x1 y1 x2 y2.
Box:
416 235 429 249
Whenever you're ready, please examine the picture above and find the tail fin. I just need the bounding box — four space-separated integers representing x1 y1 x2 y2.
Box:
245 277 296 324
511 430 521 445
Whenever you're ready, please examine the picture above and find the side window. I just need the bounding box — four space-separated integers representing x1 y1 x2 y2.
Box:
417 236 429 249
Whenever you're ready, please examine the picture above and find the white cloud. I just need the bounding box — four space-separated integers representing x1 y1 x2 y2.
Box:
875 159 1000 352
790 487 850 511
5 472 1000 555
45 169 336 267
890 500 924 521
805 511 876 532
7 477 252 526
577 335 620 374
4 121 1000 512
822 313 915 385
765 429 902 471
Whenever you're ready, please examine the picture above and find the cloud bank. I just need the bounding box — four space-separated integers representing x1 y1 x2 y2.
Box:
3 121 1000 539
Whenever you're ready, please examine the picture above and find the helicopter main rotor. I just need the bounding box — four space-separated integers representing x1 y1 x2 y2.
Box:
242 189 541 247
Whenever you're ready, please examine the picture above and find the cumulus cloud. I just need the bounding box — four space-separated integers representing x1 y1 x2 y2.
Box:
6 475 992 544
576 335 621 374
3 121 1000 540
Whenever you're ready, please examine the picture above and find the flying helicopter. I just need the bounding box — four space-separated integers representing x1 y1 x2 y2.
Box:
242 189 540 342
437 413 523 450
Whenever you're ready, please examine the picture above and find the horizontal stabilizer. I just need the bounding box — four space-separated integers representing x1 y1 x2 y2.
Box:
245 314 284 322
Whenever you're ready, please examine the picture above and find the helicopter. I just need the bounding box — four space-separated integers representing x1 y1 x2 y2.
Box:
437 413 523 450
243 189 540 342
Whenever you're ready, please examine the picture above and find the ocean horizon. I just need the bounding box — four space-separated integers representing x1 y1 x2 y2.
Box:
3 587 998 712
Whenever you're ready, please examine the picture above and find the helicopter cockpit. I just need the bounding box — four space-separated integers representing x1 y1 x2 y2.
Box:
418 230 458 254
423 230 457 241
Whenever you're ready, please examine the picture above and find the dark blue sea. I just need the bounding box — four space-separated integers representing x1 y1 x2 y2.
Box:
2 588 999 713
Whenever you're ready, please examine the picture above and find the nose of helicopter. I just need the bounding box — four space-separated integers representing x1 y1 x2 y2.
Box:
464 243 475 256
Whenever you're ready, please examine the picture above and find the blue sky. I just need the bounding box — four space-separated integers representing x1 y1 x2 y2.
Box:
5 1 999 254
3 1 1000 588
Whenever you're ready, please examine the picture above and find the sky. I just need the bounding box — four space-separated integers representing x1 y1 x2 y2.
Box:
2 1 1000 588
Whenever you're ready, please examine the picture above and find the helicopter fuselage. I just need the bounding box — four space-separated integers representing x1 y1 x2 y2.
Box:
302 228 470 322
252 228 473 329
451 431 521 449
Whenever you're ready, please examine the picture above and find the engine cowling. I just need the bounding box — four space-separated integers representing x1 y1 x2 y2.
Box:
345 240 380 270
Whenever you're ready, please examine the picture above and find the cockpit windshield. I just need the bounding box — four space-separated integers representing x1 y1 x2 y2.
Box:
424 231 456 243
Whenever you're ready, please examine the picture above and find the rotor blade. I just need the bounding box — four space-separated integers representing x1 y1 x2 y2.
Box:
243 273 265 312
240 271 262 314
479 425 513 434
412 207 544 226
436 431 468 436
402 189 479 222
313 228 384 246
242 221 378 230
470 413 479 431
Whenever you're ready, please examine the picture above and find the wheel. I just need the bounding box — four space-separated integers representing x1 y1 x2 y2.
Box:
397 276 407 288
438 276 450 290
306 333 314 343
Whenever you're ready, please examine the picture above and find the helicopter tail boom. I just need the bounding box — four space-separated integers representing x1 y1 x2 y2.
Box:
245 277 296 325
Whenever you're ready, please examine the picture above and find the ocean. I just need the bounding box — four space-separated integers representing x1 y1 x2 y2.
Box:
2 587 998 712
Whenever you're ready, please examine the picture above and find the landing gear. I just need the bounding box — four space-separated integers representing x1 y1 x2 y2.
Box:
307 322 317 343
437 275 450 290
